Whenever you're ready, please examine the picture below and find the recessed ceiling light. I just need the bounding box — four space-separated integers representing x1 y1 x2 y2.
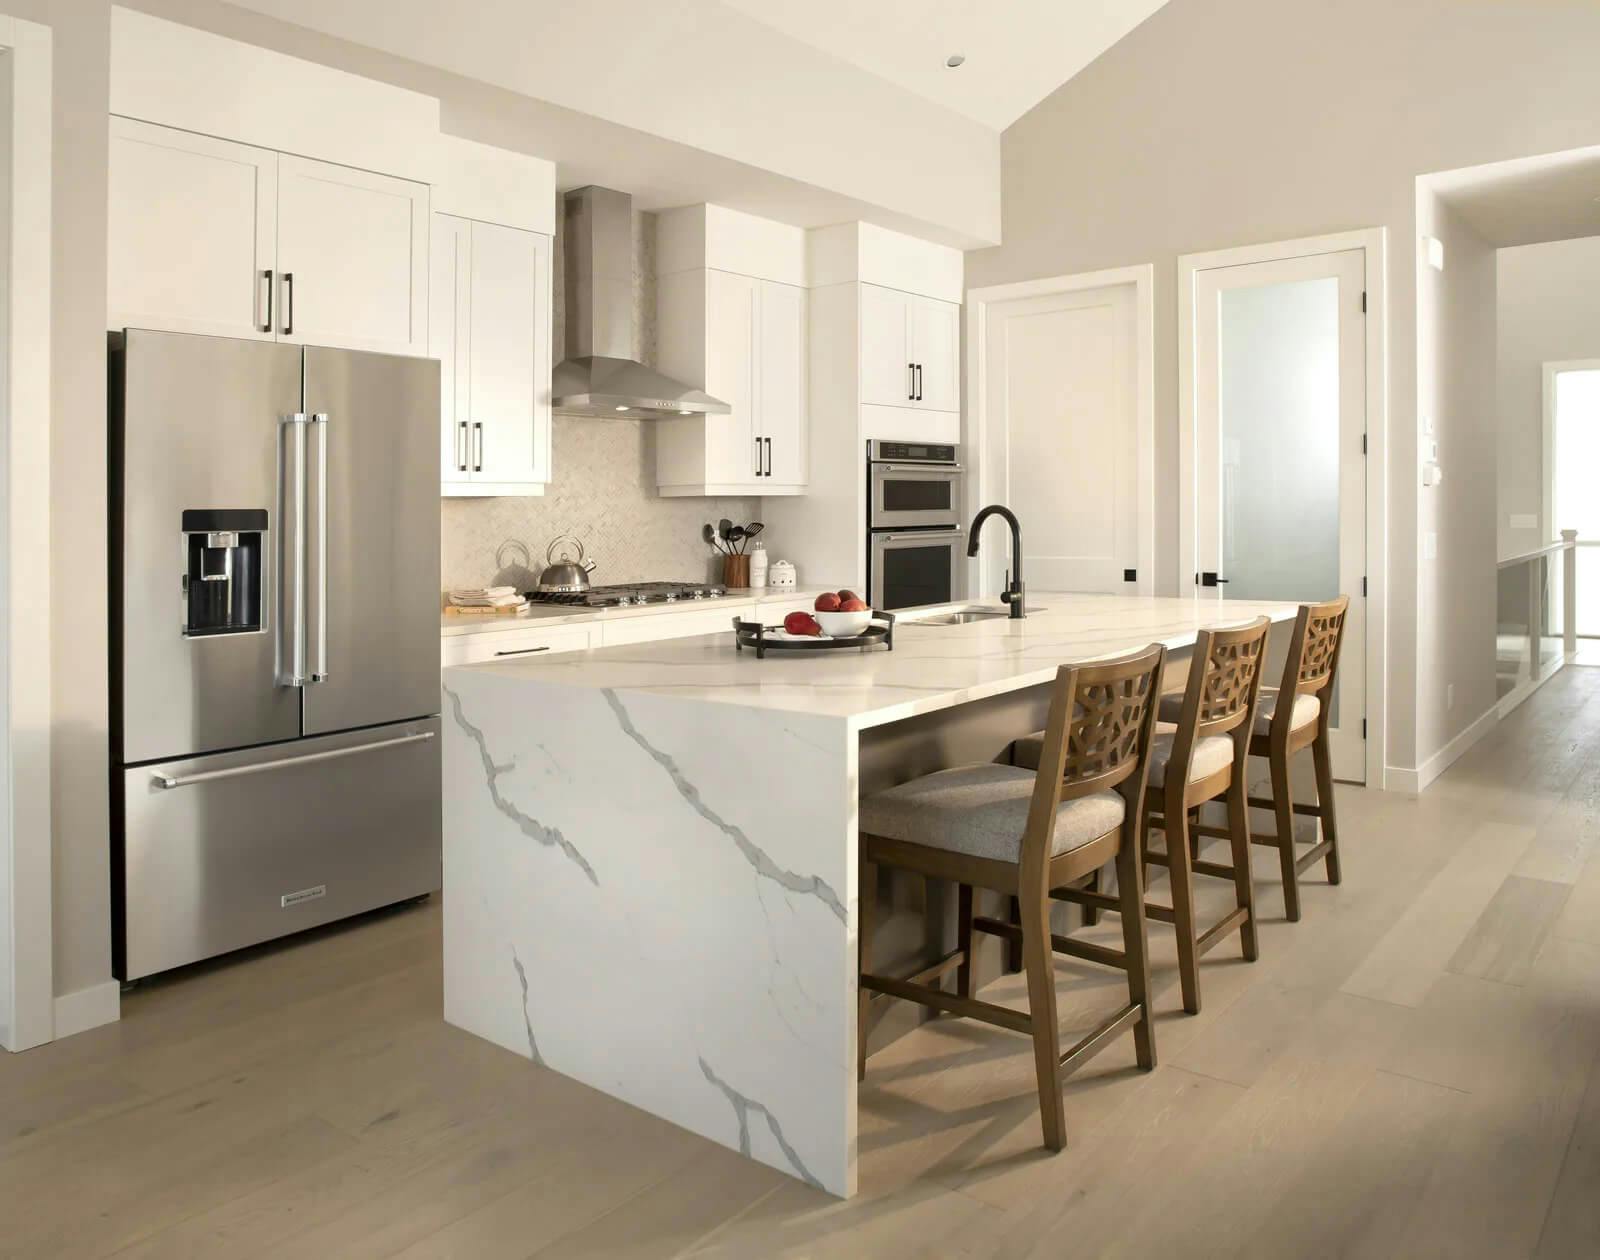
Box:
614 405 630 412
945 54 965 69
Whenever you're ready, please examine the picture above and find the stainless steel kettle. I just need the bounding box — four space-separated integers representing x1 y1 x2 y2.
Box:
536 536 597 592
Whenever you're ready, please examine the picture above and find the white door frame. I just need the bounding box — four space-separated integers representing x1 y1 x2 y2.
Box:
1178 229 1388 790
1542 359 1600 543
0 13 53 1051
965 264 1156 597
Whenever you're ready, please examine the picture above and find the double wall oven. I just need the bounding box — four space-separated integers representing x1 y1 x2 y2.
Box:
867 440 965 610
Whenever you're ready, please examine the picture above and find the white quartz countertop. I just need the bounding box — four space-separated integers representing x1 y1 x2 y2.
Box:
440 588 837 637
448 593 1301 729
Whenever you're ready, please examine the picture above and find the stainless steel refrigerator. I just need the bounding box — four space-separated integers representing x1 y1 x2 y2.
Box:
110 329 442 982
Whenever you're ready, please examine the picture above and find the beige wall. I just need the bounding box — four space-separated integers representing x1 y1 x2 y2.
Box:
967 0 1600 775
1497 236 1600 557
1415 191 1498 763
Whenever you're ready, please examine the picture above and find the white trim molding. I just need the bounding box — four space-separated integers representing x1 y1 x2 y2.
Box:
0 13 56 1052
1177 228 1389 791
964 263 1157 598
52 981 122 1042
1388 703 1498 797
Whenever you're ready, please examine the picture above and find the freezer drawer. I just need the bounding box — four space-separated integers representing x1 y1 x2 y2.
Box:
117 718 441 981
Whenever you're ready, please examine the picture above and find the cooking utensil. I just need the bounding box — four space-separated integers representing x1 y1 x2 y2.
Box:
718 519 732 549
702 523 725 554
727 525 746 553
536 536 597 592
742 522 764 548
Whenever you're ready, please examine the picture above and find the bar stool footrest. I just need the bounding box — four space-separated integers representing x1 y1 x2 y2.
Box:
972 915 1128 971
1294 838 1334 874
1058 1002 1144 1076
1195 906 1250 957
861 970 1031 1034
1248 795 1324 818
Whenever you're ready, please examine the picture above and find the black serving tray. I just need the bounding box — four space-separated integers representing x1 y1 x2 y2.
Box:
732 611 895 660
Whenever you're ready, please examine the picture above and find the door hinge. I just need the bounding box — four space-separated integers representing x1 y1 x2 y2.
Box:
1361 290 1368 314
1362 718 1368 739
1124 568 1137 583
1361 433 1367 455
1361 575 1368 596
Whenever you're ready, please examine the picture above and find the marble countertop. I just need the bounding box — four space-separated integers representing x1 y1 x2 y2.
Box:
448 593 1301 729
440 588 839 637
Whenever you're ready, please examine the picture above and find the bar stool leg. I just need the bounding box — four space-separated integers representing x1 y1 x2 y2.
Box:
1313 737 1342 886
1164 805 1203 1015
1082 868 1102 927
858 857 876 1081
1114 838 1157 1070
956 883 976 999
1270 754 1302 922
1004 896 1024 973
1019 882 1066 1151
1225 773 1259 962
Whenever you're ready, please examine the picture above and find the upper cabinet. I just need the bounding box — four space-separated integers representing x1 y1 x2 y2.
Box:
431 213 553 496
109 117 429 358
655 206 809 497
859 284 960 415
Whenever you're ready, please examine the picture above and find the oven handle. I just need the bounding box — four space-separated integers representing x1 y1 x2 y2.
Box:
871 463 965 474
874 527 965 542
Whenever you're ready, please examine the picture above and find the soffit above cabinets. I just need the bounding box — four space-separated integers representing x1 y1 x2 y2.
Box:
720 0 1173 130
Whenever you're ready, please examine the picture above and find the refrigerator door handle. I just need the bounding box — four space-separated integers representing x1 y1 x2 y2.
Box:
309 413 330 682
279 414 311 686
151 730 436 789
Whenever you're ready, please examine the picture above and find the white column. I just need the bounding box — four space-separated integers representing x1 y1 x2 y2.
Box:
1563 529 1578 659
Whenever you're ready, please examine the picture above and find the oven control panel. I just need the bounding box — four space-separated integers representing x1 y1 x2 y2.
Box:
869 441 957 464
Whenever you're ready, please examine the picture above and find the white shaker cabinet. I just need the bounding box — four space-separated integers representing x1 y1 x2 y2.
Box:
430 213 553 495
656 268 807 495
108 117 278 341
108 118 430 359
859 283 960 415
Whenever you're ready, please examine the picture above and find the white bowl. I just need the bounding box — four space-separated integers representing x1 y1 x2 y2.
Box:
815 609 873 637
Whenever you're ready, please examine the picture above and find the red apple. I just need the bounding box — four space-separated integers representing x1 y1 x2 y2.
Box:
837 589 860 604
784 611 822 636
839 597 868 613
814 592 842 612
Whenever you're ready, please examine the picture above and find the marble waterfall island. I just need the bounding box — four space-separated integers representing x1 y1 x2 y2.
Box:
441 594 1297 1197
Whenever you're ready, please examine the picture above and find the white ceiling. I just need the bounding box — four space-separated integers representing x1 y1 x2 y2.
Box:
1431 146 1600 248
721 0 1172 129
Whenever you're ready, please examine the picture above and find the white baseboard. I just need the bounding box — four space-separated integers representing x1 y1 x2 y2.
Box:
1384 764 1421 795
1412 705 1499 796
53 979 121 1040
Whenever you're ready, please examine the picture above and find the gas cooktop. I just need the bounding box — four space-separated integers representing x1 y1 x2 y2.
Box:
525 581 731 608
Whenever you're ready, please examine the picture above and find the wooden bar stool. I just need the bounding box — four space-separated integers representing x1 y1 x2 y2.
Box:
1247 596 1351 921
857 645 1165 1152
1015 617 1270 1015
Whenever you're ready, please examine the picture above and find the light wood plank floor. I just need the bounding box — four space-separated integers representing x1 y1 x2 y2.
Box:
8 668 1600 1258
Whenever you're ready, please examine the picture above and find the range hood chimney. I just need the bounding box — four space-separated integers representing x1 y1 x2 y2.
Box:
551 186 730 419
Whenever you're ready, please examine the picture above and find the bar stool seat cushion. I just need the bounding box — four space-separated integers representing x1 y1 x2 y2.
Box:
860 764 1125 863
1253 690 1321 734
1013 724 1233 789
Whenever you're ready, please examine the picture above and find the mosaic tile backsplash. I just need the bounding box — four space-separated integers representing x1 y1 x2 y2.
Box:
441 203 759 592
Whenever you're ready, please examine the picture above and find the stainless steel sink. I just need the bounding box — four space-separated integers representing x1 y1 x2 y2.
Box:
910 605 1044 625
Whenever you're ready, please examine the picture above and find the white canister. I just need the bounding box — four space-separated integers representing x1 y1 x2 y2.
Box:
769 559 797 590
749 542 769 589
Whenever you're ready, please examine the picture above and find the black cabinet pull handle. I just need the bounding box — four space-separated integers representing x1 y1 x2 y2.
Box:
495 645 551 657
908 362 915 401
473 421 484 472
755 436 762 477
764 437 772 477
457 421 468 472
282 272 294 335
261 269 273 333
914 363 923 401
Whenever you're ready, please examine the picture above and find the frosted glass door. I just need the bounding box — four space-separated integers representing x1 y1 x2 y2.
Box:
1193 248 1366 779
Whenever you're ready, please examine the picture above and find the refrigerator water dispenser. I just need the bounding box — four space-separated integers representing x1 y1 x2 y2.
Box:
182 509 266 636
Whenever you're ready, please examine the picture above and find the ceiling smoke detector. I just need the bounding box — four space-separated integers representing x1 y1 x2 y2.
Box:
945 54 965 68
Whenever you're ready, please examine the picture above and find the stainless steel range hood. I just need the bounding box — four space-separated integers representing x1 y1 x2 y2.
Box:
551 186 730 418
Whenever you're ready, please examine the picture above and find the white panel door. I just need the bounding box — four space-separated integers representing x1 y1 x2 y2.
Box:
757 279 806 486
909 294 960 413
860 283 913 408
705 269 761 487
467 221 545 485
276 154 428 356
430 214 472 487
108 117 277 339
984 283 1140 595
1192 247 1366 779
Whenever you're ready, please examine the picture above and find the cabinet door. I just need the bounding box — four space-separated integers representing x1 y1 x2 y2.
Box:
909 295 960 413
859 283 913 408
705 269 762 488
108 117 277 340
467 222 549 488
430 215 472 487
276 155 429 356
757 279 806 486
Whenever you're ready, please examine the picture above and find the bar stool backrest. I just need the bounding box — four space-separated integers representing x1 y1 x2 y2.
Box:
1021 644 1166 876
1165 616 1272 790
1273 596 1352 738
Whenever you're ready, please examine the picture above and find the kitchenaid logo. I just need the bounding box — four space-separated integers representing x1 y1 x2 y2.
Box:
281 884 327 908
